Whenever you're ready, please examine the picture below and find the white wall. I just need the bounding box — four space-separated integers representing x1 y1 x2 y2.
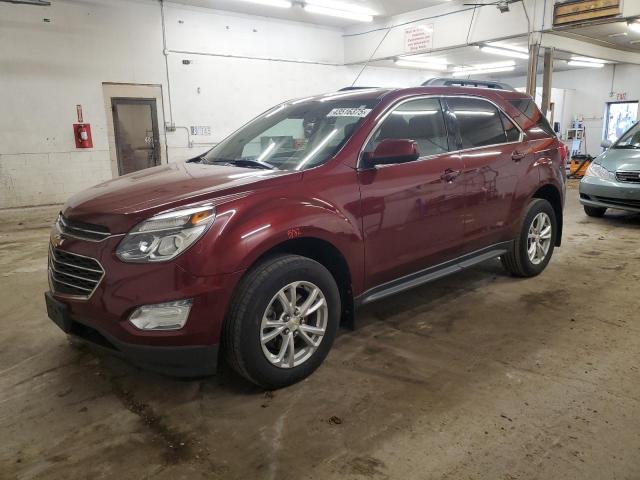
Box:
343 0 549 64
0 0 433 208
0 0 166 208
508 64 640 155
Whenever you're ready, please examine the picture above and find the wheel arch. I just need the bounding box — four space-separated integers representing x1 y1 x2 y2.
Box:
243 236 355 328
532 183 563 246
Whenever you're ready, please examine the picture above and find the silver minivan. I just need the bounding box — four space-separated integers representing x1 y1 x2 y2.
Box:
580 121 640 217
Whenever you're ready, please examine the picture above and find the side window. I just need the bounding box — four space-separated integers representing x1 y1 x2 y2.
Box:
509 98 537 119
447 98 507 148
501 112 521 142
364 98 449 158
535 115 557 137
509 97 557 137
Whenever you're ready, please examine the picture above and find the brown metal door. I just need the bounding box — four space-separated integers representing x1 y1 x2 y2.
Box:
112 98 160 175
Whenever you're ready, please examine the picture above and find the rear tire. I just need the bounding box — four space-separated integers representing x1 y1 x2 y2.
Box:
501 198 557 278
223 254 340 389
584 205 606 217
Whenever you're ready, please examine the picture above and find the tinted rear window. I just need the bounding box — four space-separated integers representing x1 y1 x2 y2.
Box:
447 97 507 148
509 98 556 137
509 98 537 118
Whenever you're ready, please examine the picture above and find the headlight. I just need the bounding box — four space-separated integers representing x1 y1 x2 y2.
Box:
116 205 215 262
584 162 614 181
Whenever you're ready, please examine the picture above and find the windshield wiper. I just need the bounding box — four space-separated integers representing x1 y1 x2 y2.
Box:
613 145 640 149
204 158 276 170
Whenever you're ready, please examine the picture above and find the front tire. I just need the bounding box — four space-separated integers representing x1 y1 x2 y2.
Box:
501 198 557 277
223 254 340 389
584 205 606 217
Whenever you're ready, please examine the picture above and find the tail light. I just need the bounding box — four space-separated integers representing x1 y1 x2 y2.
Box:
559 143 568 169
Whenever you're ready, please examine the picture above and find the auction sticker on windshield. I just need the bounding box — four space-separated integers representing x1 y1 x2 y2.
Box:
327 107 372 118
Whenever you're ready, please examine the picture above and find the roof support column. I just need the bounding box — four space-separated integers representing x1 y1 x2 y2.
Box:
541 47 554 116
526 42 540 97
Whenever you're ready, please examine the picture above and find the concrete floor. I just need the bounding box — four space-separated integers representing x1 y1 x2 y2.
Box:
1 180 640 480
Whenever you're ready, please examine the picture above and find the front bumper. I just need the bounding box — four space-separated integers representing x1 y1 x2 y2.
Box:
46 234 244 376
579 176 640 213
47 291 218 376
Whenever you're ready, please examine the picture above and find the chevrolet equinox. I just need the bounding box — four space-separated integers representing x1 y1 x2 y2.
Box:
46 86 566 388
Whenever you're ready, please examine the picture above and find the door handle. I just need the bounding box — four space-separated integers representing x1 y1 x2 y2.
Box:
440 168 460 182
511 150 526 162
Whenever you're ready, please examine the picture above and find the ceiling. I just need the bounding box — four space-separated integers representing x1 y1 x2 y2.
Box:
553 20 640 53
175 0 451 27
377 36 618 79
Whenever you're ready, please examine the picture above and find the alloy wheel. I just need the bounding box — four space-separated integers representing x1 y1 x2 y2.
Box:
527 212 552 265
260 281 328 368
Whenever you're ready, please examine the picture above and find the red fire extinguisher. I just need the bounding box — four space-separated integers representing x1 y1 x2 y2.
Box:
73 123 93 149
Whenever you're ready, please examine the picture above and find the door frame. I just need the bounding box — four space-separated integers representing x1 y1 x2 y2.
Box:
111 97 161 175
102 83 167 178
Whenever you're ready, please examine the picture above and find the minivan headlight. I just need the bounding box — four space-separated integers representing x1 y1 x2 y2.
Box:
116 205 215 262
584 162 614 181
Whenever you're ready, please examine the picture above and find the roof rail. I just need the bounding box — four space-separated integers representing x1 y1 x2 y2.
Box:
338 86 379 91
422 77 516 91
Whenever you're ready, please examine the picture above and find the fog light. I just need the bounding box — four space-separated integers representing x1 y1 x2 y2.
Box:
129 299 193 331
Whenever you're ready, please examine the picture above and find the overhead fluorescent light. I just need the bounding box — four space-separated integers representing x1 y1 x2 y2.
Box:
303 4 373 21
479 45 529 60
453 60 515 72
394 59 449 71
452 66 515 77
571 56 606 64
399 55 449 64
567 60 605 68
235 0 292 8
305 0 377 15
486 42 529 54
628 21 640 33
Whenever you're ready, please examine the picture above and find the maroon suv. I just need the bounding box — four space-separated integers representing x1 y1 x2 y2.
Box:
46 86 566 388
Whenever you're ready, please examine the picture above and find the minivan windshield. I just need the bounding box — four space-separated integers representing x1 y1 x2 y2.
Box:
201 96 380 171
614 122 640 149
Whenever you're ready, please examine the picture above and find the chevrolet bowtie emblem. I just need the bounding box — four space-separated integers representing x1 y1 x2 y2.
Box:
51 232 65 248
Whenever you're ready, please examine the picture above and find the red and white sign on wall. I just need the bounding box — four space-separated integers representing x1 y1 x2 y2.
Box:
404 24 434 54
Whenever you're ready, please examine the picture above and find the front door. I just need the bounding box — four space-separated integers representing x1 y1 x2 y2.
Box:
358 97 465 290
111 98 160 175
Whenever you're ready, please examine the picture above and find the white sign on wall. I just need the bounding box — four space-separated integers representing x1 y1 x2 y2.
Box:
190 125 211 136
404 24 434 54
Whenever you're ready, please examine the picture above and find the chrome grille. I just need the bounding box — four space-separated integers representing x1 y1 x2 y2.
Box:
616 171 640 183
57 214 110 242
48 246 104 298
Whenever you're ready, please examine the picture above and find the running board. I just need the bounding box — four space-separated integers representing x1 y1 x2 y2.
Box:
355 242 512 307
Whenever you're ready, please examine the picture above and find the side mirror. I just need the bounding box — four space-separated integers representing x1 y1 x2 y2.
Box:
601 139 613 149
361 139 420 169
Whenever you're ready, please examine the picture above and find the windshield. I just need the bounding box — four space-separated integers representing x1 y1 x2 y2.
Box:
614 122 640 149
201 96 380 171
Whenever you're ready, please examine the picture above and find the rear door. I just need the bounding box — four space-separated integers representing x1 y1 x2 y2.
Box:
358 97 466 290
444 97 528 252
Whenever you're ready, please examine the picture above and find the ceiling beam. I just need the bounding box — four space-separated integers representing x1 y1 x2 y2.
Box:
541 32 640 64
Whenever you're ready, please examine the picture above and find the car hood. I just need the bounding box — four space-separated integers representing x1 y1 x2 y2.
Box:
598 148 640 171
63 161 299 233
